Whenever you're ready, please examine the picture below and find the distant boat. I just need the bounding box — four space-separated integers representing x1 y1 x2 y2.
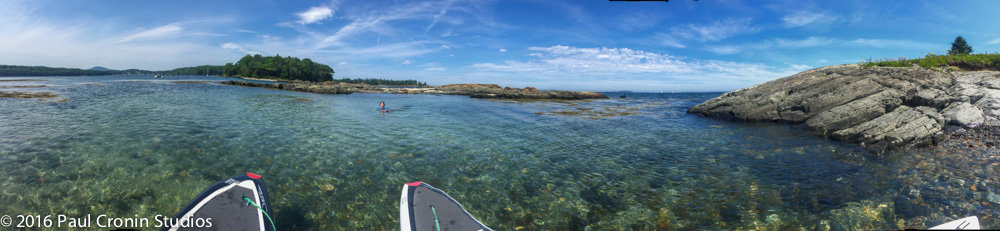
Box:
155 74 163 78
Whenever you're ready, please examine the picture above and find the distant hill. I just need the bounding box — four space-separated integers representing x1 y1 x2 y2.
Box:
89 66 114 71
0 65 155 76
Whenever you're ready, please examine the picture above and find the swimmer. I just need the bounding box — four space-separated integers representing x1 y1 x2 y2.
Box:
380 101 390 112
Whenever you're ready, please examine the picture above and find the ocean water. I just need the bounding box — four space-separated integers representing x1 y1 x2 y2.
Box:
0 75 984 230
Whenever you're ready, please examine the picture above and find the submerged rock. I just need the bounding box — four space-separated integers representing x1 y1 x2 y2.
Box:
988 192 1000 205
688 64 1000 153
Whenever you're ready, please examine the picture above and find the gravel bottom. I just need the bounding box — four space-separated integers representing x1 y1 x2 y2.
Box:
886 125 1000 229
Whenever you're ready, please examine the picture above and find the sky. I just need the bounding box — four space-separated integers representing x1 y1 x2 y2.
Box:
2 0 999 92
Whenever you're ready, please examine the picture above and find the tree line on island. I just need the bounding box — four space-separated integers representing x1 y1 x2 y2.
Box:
162 54 333 82
0 54 426 86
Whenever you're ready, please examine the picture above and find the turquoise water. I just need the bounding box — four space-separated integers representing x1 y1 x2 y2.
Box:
0 75 979 230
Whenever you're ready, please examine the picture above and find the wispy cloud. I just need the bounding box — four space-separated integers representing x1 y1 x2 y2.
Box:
706 46 739 55
118 23 183 43
989 38 1000 45
654 18 759 49
473 46 794 78
614 11 659 32
468 45 810 91
424 0 457 33
472 46 688 74
221 43 260 55
271 0 495 62
297 6 334 25
0 1 232 70
782 11 839 27
705 36 931 55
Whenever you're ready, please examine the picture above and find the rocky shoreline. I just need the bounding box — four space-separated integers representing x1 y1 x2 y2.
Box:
688 64 1000 153
220 80 607 100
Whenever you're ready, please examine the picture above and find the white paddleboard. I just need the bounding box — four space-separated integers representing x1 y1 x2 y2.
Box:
929 216 979 230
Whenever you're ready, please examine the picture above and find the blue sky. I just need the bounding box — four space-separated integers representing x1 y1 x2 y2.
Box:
2 0 999 92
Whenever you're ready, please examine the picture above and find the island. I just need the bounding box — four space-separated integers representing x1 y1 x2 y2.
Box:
688 53 1000 153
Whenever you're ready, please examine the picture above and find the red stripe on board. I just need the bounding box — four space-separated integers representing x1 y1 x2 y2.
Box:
247 172 262 179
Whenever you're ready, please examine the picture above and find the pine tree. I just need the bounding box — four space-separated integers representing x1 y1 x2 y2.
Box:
948 36 973 55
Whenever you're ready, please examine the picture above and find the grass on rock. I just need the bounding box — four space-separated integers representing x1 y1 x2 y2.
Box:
863 53 1000 71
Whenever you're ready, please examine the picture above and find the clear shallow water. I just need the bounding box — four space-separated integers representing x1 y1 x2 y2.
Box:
0 75 983 230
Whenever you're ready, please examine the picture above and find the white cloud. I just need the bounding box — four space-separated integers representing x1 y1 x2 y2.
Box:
472 46 751 75
297 6 334 25
221 43 260 55
337 62 348 66
298 0 495 61
614 11 659 32
787 63 812 70
988 38 1000 45
655 18 758 48
333 41 447 59
259 34 282 42
711 37 932 55
782 11 838 27
424 0 457 33
119 23 183 42
402 59 413 64
844 38 934 48
499 49 506 52
768 36 837 49
425 67 447 71
468 46 809 92
706 46 739 55
221 43 242 50
440 28 454 37
655 34 686 48
0 1 233 70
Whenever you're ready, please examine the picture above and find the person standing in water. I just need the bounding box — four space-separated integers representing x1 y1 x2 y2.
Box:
380 101 390 113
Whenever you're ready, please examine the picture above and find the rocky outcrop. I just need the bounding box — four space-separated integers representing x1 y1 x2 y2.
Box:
688 64 1000 153
221 80 357 94
221 81 607 100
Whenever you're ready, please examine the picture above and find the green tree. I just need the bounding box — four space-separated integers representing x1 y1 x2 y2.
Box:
949 36 973 55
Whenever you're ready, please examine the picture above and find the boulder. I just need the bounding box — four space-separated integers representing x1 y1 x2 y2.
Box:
942 102 985 127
